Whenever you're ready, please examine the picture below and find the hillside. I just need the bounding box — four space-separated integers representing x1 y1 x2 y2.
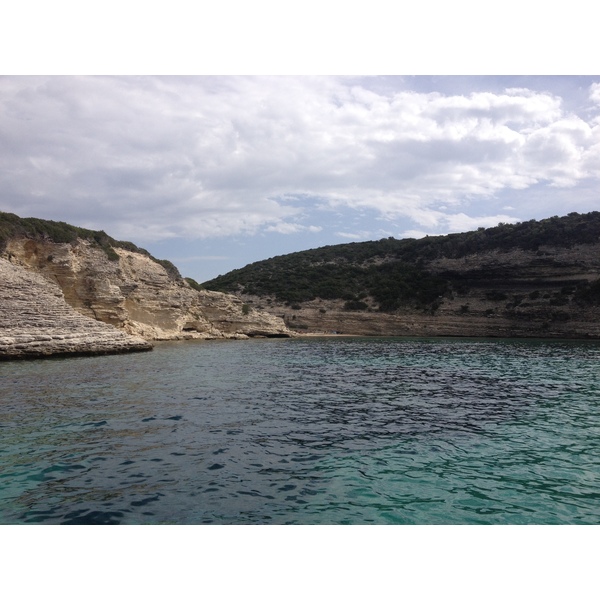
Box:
0 212 292 358
203 212 600 339
0 211 182 277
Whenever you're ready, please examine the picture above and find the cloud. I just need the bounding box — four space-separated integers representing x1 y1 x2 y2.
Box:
399 212 520 240
264 222 322 234
1 76 600 246
444 212 520 231
336 231 372 240
590 83 600 105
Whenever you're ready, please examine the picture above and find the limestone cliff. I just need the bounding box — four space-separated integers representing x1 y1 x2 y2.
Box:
1 236 292 344
240 243 600 339
0 258 151 359
206 213 600 340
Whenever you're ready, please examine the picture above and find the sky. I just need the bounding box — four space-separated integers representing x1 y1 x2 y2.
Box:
1 6 599 284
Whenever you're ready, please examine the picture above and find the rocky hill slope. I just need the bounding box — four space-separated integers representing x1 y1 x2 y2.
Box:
0 259 152 359
204 212 600 339
0 212 292 359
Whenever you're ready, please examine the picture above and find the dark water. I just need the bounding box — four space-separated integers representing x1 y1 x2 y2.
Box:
1 336 599 524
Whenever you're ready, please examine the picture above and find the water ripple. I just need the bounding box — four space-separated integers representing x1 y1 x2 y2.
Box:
1 337 600 524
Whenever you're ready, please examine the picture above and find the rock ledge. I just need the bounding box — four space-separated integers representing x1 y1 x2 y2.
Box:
1 258 152 359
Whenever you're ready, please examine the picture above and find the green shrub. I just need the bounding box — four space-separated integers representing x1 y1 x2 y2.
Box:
153 259 181 280
344 300 368 311
185 277 204 291
102 246 120 261
0 211 182 278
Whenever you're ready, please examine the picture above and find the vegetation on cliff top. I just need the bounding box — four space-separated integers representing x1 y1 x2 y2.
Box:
202 211 600 311
0 211 181 280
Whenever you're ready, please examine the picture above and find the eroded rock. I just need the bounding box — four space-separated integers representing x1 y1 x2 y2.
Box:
1 236 291 360
0 259 152 359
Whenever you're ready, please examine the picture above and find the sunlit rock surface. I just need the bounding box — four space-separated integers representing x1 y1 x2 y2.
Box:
1 237 292 359
0 258 151 359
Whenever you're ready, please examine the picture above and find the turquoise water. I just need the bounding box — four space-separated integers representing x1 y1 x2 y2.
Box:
1 336 599 524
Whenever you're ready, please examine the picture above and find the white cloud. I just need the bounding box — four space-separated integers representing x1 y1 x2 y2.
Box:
336 231 373 240
1 75 600 246
264 222 322 235
444 212 520 232
400 229 430 239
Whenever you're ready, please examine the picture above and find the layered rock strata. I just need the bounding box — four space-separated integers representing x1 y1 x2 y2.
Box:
241 244 600 339
0 259 152 359
1 236 291 361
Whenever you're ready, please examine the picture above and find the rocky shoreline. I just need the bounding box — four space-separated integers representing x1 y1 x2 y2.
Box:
0 258 152 359
5 210 600 360
241 243 600 340
0 233 292 360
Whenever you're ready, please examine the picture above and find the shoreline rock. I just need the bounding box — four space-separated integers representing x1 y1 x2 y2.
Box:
238 243 600 340
1 234 292 360
0 258 152 359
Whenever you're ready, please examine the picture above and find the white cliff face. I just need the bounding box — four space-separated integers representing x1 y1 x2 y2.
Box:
0 258 152 359
2 237 292 343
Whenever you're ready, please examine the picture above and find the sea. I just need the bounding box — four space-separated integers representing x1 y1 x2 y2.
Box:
1 336 599 525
